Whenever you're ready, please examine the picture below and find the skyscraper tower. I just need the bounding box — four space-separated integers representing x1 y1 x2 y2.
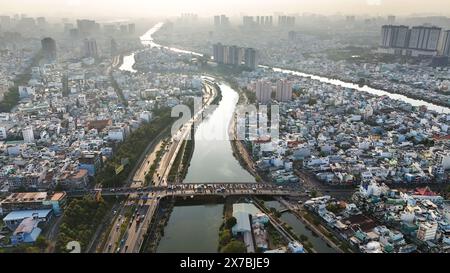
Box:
41 37 57 61
213 43 225 63
244 48 257 70
276 79 293 102
110 38 118 57
214 15 221 26
439 30 450 56
83 38 98 58
256 81 272 104
77 19 96 36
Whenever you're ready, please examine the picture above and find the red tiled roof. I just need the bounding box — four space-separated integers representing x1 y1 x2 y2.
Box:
414 186 436 196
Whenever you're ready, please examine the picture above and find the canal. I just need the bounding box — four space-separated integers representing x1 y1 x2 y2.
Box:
131 21 450 114
184 82 256 183
119 22 449 253
264 200 337 253
156 203 224 253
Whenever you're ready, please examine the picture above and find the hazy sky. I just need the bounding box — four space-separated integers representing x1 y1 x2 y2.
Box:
1 0 450 18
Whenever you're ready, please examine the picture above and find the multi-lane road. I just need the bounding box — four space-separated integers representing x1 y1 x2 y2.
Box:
101 80 218 253
156 80 216 186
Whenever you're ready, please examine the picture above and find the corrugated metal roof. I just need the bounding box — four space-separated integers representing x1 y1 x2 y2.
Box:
3 209 52 221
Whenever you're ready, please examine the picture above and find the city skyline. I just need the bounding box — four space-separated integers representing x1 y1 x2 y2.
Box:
1 0 450 18
1 0 450 257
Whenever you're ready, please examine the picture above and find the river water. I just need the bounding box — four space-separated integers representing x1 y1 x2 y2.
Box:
122 21 450 112
265 200 337 253
156 204 224 253
184 83 256 183
119 53 137 73
266 66 450 114
119 22 449 253
126 21 450 114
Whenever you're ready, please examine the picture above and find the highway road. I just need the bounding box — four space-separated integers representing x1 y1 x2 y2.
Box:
133 139 165 186
156 80 216 186
121 80 218 253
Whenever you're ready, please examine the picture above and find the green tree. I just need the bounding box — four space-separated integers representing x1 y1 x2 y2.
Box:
35 236 48 250
219 229 232 246
221 240 246 253
225 217 237 229
299 234 308 242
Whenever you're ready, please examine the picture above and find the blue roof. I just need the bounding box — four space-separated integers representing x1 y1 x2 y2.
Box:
3 209 52 221
24 227 42 243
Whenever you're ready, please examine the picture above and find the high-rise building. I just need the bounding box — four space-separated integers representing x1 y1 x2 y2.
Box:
276 80 292 102
22 126 35 143
111 38 118 57
213 43 225 63
214 15 221 26
36 17 46 28
278 16 295 27
256 81 272 104
64 23 74 33
19 17 36 29
214 43 256 69
120 25 128 35
380 25 410 48
243 15 272 27
214 15 229 27
179 13 198 24
41 37 57 61
228 46 243 66
244 48 257 70
222 45 230 64
288 31 297 41
243 16 254 26
379 25 442 56
83 38 98 58
77 19 96 36
408 26 441 51
103 25 116 35
438 30 450 56
387 15 396 24
0 16 11 28
69 28 79 39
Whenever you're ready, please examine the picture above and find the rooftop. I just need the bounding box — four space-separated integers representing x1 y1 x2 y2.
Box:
3 209 52 222
1 192 47 204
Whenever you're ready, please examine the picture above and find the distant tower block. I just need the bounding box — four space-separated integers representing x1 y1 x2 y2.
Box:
41 37 57 61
